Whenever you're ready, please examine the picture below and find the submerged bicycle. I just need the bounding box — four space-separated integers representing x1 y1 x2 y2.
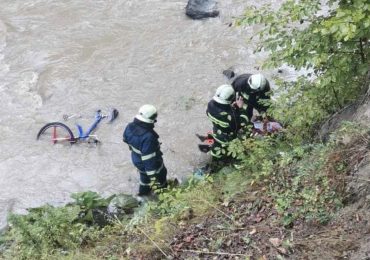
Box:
36 108 119 145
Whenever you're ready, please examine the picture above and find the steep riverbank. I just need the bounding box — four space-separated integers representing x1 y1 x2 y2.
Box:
1 95 369 259
168 96 370 260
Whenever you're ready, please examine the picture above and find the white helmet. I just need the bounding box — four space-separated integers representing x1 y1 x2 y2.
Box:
248 74 267 91
213 84 235 105
135 104 158 123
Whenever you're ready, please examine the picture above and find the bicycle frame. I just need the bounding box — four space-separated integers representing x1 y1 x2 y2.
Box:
37 108 118 145
76 110 104 140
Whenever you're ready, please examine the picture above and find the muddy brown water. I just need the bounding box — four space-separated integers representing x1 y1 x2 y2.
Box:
0 0 296 229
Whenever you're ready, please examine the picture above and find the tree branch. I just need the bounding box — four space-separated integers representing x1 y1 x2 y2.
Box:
331 85 343 109
359 38 366 63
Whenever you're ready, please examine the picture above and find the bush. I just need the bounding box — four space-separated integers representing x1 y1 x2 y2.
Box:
227 122 369 226
4 205 97 259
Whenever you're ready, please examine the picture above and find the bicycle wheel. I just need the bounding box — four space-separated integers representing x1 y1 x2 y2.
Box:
37 122 75 145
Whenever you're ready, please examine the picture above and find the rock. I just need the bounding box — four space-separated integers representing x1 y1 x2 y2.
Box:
92 207 111 227
185 0 219 20
269 237 282 247
109 194 139 215
249 228 257 235
277 247 288 254
318 103 358 142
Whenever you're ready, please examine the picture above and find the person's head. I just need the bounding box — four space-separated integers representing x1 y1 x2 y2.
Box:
248 74 267 92
135 104 158 124
213 84 235 105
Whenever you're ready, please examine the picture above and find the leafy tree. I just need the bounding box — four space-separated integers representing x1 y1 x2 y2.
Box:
237 0 370 139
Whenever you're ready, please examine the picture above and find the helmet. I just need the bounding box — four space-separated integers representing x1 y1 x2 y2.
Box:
213 84 235 105
248 74 267 91
135 104 158 123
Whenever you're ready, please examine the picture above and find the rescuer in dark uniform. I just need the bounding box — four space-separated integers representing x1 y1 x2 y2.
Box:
231 73 271 120
123 104 167 196
206 84 248 160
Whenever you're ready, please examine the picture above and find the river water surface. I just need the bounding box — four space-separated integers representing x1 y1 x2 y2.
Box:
0 0 287 229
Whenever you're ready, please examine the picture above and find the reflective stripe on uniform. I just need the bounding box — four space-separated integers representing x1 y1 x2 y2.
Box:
211 131 235 144
130 145 157 161
146 170 156 176
210 149 222 158
241 92 249 100
141 151 156 161
139 181 151 186
145 163 164 176
140 178 164 187
207 112 229 128
129 145 142 154
240 114 249 122
212 135 228 145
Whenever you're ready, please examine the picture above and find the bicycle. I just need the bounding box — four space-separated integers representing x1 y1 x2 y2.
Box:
36 108 119 145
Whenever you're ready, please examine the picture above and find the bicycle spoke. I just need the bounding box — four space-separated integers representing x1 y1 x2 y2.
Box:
37 122 75 146
53 126 57 144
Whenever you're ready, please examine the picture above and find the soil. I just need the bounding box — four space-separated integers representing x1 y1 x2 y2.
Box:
167 97 370 260
167 172 370 259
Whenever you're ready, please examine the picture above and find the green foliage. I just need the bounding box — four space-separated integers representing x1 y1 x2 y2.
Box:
228 135 289 180
148 176 217 218
272 144 340 226
71 191 114 210
237 0 370 138
4 205 97 259
1 192 122 259
233 0 370 226
219 170 250 200
71 191 115 224
271 122 369 225
226 121 366 226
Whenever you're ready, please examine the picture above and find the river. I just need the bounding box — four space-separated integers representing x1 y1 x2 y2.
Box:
0 0 289 229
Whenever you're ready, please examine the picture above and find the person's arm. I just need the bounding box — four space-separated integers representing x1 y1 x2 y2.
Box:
233 96 249 127
123 129 128 143
232 74 252 100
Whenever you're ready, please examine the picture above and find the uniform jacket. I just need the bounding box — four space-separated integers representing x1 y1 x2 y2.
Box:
123 119 164 176
206 100 247 143
231 73 271 119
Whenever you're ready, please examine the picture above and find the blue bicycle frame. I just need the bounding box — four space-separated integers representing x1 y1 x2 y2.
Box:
37 108 118 146
76 110 104 140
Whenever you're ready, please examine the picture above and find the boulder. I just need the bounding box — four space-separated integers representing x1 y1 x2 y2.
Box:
185 0 219 20
108 194 139 215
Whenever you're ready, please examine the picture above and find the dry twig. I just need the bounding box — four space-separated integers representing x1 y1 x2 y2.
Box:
137 226 170 258
179 249 251 257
